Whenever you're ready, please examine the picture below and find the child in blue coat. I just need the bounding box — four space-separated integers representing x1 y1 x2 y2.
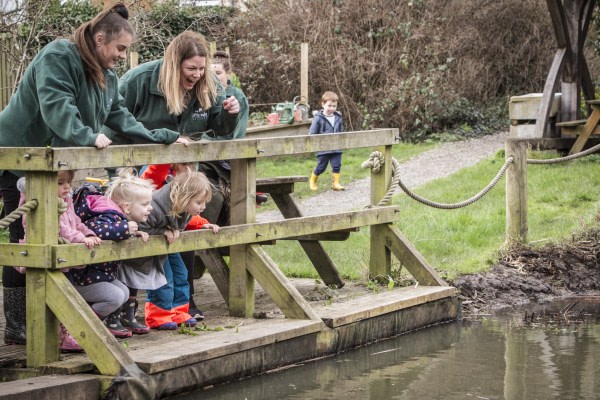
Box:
309 91 345 191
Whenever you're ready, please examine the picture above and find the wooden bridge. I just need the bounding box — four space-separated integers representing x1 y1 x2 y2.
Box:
0 129 459 399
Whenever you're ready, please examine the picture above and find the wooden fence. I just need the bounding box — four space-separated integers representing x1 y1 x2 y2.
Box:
0 129 445 378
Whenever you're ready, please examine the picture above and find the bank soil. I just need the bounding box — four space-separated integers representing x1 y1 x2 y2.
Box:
451 227 600 314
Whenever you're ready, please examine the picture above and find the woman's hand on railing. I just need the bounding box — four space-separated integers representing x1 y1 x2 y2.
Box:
94 133 112 148
175 136 191 146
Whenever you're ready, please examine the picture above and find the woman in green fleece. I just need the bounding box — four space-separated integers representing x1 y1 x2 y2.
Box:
0 2 187 345
102 30 241 321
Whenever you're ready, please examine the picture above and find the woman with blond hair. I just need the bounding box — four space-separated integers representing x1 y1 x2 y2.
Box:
104 30 240 320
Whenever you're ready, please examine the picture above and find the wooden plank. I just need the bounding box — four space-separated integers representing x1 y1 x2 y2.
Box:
256 176 308 195
0 148 53 172
301 43 309 103
130 319 323 374
269 192 344 288
45 130 398 170
370 145 393 279
229 158 256 318
318 286 456 328
0 374 99 399
568 104 600 154
506 139 528 243
285 231 353 241
534 48 565 138
0 244 50 268
197 249 230 305
45 271 137 376
246 121 311 138
51 207 401 268
25 172 59 367
556 119 587 127
246 244 321 320
383 225 445 286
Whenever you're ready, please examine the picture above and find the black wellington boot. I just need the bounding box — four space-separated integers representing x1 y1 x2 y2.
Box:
3 286 26 345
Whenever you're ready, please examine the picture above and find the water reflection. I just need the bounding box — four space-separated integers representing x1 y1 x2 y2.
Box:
175 298 600 400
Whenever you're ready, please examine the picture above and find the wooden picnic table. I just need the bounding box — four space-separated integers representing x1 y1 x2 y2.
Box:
195 175 348 306
557 99 600 154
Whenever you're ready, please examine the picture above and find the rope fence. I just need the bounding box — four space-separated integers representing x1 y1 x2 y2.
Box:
0 197 68 245
363 139 600 210
362 151 514 209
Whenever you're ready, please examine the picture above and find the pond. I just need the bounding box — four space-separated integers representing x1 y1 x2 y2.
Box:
174 297 600 400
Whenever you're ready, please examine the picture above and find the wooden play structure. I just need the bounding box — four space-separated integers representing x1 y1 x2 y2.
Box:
523 0 600 154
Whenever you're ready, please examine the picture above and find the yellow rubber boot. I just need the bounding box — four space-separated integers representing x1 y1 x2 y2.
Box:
309 172 319 191
332 173 345 190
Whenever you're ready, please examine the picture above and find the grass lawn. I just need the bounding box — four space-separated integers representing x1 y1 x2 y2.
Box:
263 150 600 282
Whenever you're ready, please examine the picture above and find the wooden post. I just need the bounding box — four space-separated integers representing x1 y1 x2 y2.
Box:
229 158 256 317
209 41 217 57
129 51 139 69
301 43 309 104
505 139 528 244
25 172 60 366
369 145 392 280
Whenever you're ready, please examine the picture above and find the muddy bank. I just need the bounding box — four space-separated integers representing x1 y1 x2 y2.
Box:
450 227 600 314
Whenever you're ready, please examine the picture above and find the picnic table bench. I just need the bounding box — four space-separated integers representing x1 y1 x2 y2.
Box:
195 175 352 305
556 99 600 155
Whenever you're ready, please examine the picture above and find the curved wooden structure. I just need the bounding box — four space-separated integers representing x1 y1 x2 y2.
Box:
536 0 596 140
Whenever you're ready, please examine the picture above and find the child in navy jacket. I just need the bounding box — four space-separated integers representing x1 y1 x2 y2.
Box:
309 91 345 191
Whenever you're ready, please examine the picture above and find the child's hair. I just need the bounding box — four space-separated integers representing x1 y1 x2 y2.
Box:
169 171 212 218
321 91 339 104
57 170 75 181
105 168 154 206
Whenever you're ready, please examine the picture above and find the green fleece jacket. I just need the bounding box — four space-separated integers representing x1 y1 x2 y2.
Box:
0 40 180 153
102 59 239 142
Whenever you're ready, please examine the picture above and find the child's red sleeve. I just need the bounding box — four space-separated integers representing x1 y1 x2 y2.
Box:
185 215 210 231
140 164 171 189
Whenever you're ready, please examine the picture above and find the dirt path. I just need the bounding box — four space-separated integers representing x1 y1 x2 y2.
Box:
257 131 508 222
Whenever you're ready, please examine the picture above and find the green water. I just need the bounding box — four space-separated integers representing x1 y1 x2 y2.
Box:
176 298 600 400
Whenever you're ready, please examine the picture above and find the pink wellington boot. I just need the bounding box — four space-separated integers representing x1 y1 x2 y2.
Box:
59 323 83 353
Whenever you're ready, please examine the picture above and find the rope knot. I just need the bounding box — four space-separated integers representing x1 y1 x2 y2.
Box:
361 151 385 173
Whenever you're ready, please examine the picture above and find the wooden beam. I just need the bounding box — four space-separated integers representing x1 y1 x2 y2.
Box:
383 225 446 286
51 207 401 268
0 147 53 172
25 172 59 367
506 139 528 243
269 192 344 288
300 43 309 104
229 158 256 317
246 121 311 138
369 145 393 279
197 249 230 305
534 48 565 138
246 244 321 320
30 130 398 171
568 104 600 154
45 271 138 376
0 244 51 268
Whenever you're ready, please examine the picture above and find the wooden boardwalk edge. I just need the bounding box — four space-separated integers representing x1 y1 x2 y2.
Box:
0 285 460 399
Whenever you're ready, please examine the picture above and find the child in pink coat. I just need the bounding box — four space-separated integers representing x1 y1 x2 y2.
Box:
17 170 101 352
